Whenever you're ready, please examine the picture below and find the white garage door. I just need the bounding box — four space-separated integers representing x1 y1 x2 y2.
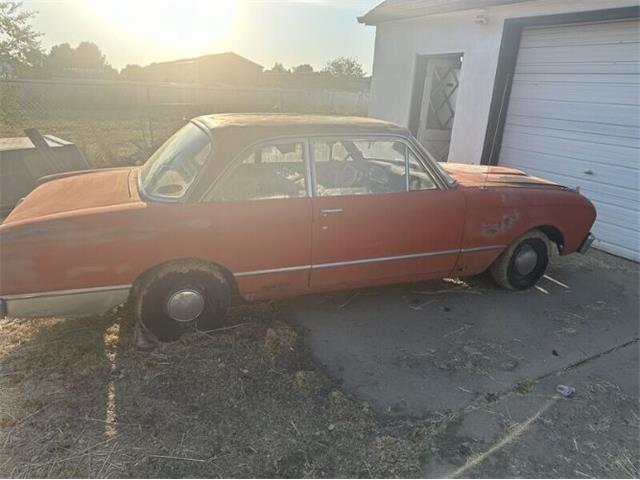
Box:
498 19 640 261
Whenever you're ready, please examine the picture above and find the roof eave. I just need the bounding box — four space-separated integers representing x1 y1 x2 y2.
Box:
358 0 531 25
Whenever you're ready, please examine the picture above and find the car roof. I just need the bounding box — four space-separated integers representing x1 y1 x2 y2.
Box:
193 113 410 139
189 114 415 197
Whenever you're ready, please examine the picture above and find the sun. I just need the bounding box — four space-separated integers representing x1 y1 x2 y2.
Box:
89 0 237 51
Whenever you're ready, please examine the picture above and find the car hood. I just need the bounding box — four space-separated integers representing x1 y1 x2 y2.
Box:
3 167 141 225
441 163 563 188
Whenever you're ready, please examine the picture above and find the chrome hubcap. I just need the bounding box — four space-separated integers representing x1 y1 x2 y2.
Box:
514 245 538 276
166 289 205 323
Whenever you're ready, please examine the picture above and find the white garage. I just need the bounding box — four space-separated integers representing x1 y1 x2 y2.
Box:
360 0 640 261
498 19 640 261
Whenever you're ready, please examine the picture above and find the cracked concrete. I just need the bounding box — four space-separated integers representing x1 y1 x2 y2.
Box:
288 250 639 476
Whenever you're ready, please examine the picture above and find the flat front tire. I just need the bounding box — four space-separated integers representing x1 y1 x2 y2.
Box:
490 230 550 290
133 263 231 342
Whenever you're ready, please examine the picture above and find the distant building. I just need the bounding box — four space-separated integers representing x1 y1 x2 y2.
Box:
141 52 263 87
260 72 370 92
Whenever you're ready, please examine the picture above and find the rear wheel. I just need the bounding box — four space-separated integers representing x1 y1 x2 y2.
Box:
490 230 550 290
133 263 230 342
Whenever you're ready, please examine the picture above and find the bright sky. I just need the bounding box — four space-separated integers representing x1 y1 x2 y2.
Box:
25 0 380 73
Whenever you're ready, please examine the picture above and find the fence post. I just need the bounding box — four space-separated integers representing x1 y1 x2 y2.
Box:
146 84 155 147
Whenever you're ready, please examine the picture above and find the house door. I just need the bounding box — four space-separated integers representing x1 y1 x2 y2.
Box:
417 54 462 162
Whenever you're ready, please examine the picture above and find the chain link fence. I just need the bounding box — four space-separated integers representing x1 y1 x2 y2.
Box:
0 79 369 168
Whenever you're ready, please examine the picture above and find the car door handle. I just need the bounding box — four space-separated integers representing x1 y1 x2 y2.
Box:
320 208 343 216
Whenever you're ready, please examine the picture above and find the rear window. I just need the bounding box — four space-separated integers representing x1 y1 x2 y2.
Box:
140 123 211 200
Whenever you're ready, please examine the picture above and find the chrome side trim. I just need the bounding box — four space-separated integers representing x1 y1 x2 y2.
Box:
2 284 132 300
234 265 311 277
233 246 501 277
2 285 131 319
460 245 505 253
312 249 460 269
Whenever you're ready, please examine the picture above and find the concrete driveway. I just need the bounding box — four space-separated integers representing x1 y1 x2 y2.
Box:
288 250 639 477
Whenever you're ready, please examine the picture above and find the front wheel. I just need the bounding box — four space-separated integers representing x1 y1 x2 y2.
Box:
489 230 550 290
133 263 231 342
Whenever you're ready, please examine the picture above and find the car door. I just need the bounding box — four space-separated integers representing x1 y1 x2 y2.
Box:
201 138 313 299
309 136 466 289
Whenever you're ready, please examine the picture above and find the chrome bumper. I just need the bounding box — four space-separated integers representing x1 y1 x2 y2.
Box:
578 233 596 254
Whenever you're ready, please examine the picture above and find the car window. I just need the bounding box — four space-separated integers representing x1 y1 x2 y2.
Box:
140 123 211 200
212 141 307 202
312 138 406 197
408 149 437 191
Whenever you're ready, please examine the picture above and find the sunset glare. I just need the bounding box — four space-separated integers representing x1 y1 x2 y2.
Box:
88 0 238 52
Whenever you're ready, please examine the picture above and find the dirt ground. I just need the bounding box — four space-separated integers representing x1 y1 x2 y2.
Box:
0 251 638 478
1 303 442 478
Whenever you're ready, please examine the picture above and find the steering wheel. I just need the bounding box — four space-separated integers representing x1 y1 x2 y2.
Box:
335 162 365 188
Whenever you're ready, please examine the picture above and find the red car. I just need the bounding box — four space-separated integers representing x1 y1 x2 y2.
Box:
0 114 596 340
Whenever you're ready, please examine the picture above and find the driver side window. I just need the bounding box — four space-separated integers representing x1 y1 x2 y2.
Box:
211 141 308 202
312 138 407 197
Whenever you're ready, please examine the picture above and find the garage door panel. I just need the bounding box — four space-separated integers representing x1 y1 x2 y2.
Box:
593 240 639 262
505 124 639 148
592 221 640 258
516 62 640 75
507 99 640 127
510 81 640 105
501 131 638 170
521 20 640 47
516 43 639 65
513 73 639 85
498 145 640 191
590 202 640 233
499 153 639 208
506 115 639 140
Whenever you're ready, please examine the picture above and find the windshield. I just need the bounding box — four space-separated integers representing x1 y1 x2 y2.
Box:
140 122 211 200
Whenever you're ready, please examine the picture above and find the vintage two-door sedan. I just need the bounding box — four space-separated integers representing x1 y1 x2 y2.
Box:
0 114 596 340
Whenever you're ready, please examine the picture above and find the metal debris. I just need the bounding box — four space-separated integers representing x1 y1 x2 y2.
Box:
556 384 576 397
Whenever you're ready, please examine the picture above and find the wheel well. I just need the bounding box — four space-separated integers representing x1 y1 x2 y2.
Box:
131 258 239 295
536 225 565 254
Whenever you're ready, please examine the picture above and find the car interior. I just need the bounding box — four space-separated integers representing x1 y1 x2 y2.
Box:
213 142 308 201
211 138 434 202
313 139 406 196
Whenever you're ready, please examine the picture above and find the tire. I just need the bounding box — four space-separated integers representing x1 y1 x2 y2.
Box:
133 262 231 342
490 230 550 291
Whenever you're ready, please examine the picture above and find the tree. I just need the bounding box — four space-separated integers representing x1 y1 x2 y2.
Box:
266 62 289 74
293 63 313 74
45 41 115 78
74 41 107 69
0 1 43 78
120 64 144 81
322 57 365 78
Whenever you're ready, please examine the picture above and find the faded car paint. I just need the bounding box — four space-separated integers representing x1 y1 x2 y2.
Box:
0 115 596 317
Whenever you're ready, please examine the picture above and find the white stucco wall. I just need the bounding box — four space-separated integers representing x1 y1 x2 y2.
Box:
367 0 639 164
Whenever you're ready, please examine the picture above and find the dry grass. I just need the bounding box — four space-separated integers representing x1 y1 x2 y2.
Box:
0 112 183 169
0 303 440 478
